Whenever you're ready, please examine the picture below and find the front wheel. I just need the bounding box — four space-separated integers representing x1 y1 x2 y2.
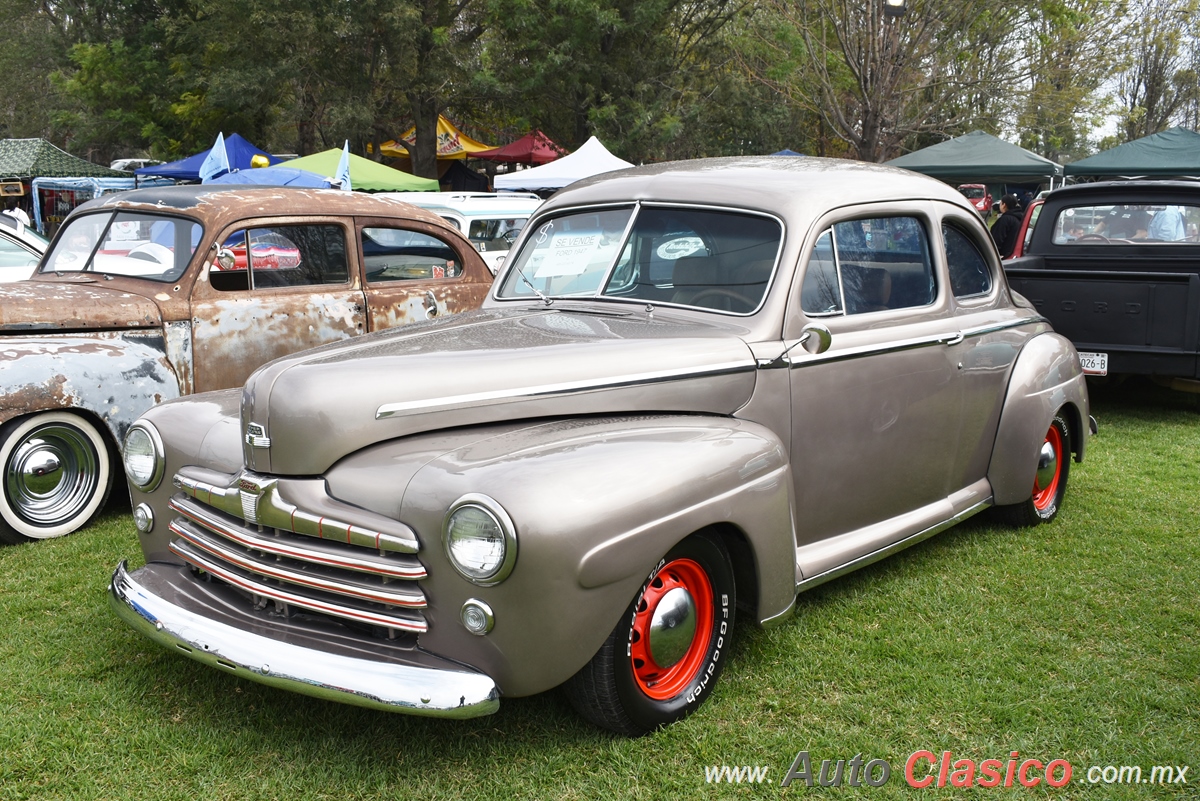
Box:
564 529 736 735
0 412 113 544
996 414 1071 527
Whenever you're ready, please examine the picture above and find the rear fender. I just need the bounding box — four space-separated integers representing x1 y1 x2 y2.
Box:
0 331 182 443
988 333 1089 505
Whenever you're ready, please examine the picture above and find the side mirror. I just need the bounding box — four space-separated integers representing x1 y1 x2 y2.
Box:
799 322 832 355
216 248 236 270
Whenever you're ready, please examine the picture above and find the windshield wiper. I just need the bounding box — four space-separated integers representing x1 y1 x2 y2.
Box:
514 262 553 306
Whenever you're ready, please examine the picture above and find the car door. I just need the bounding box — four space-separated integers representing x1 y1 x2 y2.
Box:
786 205 970 578
190 218 366 393
357 218 491 329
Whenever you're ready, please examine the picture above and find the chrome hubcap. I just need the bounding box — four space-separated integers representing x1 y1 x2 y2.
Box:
5 425 99 526
648 587 697 668
1035 440 1058 491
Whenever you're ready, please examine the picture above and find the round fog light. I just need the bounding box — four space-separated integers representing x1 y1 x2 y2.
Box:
461 599 494 635
132 503 154 534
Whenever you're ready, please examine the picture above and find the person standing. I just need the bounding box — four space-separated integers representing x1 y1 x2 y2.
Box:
990 194 1024 259
2 198 30 227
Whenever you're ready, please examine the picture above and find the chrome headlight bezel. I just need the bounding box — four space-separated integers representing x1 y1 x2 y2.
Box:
443 494 517 586
122 421 165 492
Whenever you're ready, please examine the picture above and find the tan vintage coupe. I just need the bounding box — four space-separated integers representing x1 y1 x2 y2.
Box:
111 157 1093 734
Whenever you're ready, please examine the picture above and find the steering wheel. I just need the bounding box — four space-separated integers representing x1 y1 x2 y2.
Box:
686 287 754 312
1076 234 1109 242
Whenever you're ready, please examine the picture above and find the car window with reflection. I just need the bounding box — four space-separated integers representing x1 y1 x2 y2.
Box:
1051 203 1200 243
497 205 781 314
41 211 200 282
362 227 462 282
211 224 347 291
801 216 934 316
943 224 992 298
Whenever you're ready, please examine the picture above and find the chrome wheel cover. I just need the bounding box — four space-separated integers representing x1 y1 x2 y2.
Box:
4 424 100 527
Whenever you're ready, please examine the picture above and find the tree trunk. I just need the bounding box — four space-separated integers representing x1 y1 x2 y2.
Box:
407 93 440 179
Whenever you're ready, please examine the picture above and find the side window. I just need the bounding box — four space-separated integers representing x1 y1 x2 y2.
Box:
362 227 463 282
943 224 992 298
801 216 935 316
800 230 842 315
211 224 348 291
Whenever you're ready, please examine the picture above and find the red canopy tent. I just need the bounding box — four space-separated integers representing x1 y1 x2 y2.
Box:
473 131 567 165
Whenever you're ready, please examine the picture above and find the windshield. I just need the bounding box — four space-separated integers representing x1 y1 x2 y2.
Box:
1051 203 1200 244
497 205 782 314
960 186 985 199
40 211 201 282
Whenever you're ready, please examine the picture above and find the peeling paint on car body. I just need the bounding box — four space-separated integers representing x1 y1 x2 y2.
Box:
0 185 492 538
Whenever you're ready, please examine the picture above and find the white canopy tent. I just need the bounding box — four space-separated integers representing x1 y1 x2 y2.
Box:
493 136 633 191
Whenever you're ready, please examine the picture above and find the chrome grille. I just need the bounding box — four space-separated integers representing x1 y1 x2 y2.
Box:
167 467 427 636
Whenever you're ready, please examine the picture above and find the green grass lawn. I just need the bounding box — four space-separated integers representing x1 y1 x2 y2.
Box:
1 379 1196 800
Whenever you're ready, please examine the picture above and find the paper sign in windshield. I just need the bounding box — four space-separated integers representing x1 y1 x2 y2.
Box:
531 230 619 278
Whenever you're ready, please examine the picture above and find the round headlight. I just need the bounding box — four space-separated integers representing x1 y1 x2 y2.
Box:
444 495 517 586
122 422 164 491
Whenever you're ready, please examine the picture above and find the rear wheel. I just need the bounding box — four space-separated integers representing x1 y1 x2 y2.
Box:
565 529 735 735
0 412 113 544
996 414 1070 527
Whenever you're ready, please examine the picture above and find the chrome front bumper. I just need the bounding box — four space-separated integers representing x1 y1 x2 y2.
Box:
109 561 500 718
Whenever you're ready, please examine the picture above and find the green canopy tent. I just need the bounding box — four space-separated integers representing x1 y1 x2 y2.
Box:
1064 127 1200 178
886 130 1064 186
0 138 125 178
284 149 438 192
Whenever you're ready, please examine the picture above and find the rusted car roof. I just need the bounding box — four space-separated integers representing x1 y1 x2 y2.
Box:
77 185 453 231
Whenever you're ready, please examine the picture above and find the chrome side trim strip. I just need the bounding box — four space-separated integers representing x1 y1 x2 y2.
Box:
168 541 429 633
793 498 993 594
376 360 756 418
169 497 426 580
109 562 498 718
788 316 1046 369
169 519 427 608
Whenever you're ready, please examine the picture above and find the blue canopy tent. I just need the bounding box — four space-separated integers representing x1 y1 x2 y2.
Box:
134 134 280 181
771 149 807 156
29 176 174 234
207 166 332 188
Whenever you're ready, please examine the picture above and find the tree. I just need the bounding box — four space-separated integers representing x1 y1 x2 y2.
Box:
1114 0 1200 141
480 0 745 161
1014 0 1124 162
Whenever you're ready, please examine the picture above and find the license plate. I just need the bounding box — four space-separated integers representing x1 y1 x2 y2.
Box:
1078 351 1108 376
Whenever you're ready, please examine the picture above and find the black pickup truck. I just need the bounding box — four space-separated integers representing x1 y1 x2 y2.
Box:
1004 181 1200 386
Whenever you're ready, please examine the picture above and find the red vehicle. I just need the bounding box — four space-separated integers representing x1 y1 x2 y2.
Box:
1007 199 1044 259
958 183 992 214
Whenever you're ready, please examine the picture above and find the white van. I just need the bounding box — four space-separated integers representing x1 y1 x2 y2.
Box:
391 192 542 275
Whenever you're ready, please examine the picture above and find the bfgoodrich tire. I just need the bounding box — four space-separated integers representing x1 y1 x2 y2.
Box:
996 413 1071 527
0 412 113 544
565 529 736 735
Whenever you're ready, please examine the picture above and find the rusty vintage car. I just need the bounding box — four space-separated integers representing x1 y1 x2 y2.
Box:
111 158 1093 734
0 186 491 544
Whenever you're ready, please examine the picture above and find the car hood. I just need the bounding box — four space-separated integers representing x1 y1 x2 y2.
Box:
0 278 163 332
241 307 759 475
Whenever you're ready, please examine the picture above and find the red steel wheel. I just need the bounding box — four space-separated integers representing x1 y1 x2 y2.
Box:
564 529 736 735
996 413 1071 527
1031 421 1065 512
628 558 714 700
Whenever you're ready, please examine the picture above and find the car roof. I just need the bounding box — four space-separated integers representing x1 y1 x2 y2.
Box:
1047 179 1200 201
70 185 454 230
540 156 976 222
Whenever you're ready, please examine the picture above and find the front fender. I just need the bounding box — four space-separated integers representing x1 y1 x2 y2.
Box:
0 331 182 443
988 333 1090 505
325 414 796 697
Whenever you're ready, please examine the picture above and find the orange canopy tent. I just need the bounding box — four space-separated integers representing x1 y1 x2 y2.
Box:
377 116 494 160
